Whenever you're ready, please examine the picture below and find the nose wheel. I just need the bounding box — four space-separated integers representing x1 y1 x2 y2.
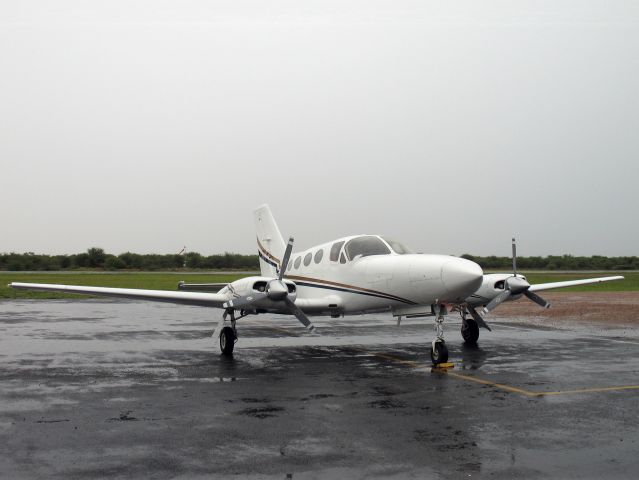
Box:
431 340 448 364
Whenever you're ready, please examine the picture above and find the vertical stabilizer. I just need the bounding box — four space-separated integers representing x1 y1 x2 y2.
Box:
254 204 286 277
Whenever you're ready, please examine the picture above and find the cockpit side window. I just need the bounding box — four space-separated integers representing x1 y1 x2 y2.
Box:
345 236 391 260
330 241 345 262
381 237 414 255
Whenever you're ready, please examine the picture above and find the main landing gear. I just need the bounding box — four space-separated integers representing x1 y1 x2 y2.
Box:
217 308 248 355
431 305 449 365
220 326 236 355
460 309 480 346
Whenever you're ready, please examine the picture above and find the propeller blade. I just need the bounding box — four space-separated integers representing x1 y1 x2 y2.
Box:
482 290 512 314
524 290 551 309
512 237 517 276
279 237 294 281
223 292 268 309
467 306 492 331
283 297 317 333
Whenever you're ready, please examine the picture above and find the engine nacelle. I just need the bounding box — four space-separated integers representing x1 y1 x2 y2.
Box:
464 273 527 307
219 276 297 312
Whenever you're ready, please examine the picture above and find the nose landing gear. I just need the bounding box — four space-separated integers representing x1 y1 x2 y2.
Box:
431 305 449 365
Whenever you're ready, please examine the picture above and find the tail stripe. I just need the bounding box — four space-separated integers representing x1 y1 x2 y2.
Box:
256 237 281 263
258 250 280 271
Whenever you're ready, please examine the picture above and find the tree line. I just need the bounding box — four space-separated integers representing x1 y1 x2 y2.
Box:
0 248 259 271
0 248 637 271
460 254 639 271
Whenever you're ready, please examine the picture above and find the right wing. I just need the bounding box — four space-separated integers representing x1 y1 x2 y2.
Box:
529 275 624 292
9 282 230 308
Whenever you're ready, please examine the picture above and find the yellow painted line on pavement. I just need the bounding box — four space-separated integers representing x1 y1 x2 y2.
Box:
359 349 639 398
443 370 540 397
540 385 639 396
258 326 639 398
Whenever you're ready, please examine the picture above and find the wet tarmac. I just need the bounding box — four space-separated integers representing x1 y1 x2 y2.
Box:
1 300 638 479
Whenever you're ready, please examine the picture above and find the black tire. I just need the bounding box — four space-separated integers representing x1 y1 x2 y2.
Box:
461 320 479 345
220 326 235 355
431 341 449 365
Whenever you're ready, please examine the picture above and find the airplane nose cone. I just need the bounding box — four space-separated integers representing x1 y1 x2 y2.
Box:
441 258 483 300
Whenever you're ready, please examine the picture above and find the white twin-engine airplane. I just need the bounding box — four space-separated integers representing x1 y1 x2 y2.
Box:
10 205 623 365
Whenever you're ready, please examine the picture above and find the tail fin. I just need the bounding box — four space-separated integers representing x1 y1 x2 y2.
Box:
254 204 286 277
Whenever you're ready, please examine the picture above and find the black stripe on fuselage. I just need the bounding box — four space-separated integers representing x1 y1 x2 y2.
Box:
294 280 417 305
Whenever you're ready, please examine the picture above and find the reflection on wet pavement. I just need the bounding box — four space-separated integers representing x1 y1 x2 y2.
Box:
0 300 638 479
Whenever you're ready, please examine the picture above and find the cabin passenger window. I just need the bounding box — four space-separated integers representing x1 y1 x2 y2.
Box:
287 260 293 271
294 256 301 269
314 249 324 264
345 236 391 260
330 241 345 262
303 252 312 267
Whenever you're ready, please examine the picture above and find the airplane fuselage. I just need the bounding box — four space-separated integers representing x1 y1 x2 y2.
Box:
248 234 484 316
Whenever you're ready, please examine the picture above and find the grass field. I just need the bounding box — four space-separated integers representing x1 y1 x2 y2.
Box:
1 271 637 299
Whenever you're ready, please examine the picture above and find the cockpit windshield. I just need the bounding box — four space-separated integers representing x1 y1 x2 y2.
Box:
382 237 414 255
345 236 391 260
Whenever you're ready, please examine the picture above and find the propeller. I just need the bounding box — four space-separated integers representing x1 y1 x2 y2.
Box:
467 306 491 331
223 237 317 332
482 237 550 314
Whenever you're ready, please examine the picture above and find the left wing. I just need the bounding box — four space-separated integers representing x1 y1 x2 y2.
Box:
9 282 230 308
529 275 624 292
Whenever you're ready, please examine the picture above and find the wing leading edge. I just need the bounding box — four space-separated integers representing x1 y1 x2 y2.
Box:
529 275 624 292
9 283 230 308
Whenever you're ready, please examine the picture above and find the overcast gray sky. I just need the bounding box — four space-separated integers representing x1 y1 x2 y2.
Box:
1 1 637 257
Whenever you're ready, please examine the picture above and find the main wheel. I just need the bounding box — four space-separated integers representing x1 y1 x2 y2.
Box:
461 320 479 345
431 341 449 365
220 326 235 355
